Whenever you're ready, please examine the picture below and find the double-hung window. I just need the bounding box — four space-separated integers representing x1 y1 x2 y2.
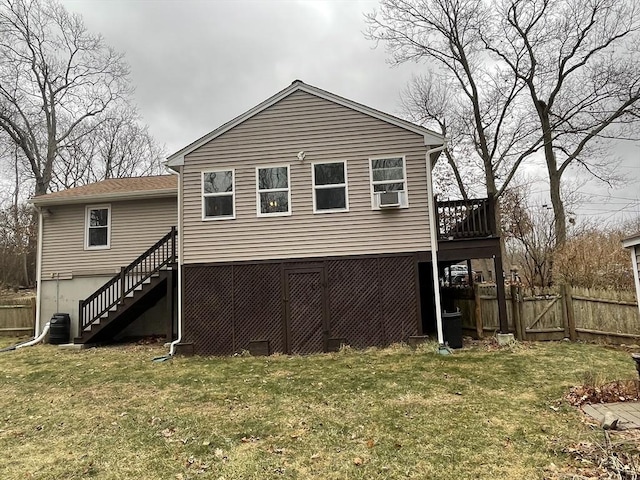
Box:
202 170 235 219
369 156 409 208
85 205 110 249
312 161 348 213
256 165 291 216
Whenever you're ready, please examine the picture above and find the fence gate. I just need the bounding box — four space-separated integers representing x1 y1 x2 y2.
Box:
284 268 328 354
520 289 566 340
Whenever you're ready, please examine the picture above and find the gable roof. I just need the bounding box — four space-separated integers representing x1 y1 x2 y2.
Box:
30 175 177 207
166 80 444 168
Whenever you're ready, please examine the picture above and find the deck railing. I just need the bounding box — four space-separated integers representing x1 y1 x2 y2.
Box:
436 198 497 240
78 227 177 334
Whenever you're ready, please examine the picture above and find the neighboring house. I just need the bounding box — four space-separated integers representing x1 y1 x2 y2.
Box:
623 233 640 315
31 80 506 355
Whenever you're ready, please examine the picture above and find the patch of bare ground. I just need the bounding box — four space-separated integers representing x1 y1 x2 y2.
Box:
566 380 640 407
547 430 640 479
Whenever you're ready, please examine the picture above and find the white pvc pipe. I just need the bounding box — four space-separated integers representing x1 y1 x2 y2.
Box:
631 248 640 317
425 144 448 345
169 168 183 356
34 209 44 334
15 322 50 349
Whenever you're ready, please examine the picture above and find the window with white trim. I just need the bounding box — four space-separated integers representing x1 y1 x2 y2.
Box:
370 156 409 208
202 170 235 219
256 165 290 216
312 161 348 212
85 205 110 249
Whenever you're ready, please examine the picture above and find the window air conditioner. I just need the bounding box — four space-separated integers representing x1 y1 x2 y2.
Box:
378 191 401 208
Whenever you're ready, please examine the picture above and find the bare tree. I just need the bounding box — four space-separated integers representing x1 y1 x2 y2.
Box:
367 0 640 246
366 0 539 219
502 185 556 287
53 107 165 190
481 0 640 245
0 0 131 196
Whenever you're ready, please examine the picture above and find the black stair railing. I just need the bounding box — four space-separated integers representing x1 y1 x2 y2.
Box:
436 198 497 240
78 227 177 334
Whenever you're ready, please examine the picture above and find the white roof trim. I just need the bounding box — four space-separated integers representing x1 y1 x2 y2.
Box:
623 234 640 248
166 80 444 167
29 188 177 207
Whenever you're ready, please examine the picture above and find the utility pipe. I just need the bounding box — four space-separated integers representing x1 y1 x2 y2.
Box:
15 322 51 349
425 143 448 346
34 207 44 335
169 168 183 356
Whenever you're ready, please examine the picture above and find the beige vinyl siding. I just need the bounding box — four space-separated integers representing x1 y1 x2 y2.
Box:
182 90 433 264
41 197 177 278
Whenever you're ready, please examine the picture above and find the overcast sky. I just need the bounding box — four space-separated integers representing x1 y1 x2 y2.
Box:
61 0 639 226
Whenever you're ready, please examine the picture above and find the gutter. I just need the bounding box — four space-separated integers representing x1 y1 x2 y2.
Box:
425 143 448 347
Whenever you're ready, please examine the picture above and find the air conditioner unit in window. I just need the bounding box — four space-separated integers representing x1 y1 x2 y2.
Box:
378 191 401 208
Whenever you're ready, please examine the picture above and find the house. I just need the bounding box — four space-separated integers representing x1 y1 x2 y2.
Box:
623 233 640 315
31 80 506 355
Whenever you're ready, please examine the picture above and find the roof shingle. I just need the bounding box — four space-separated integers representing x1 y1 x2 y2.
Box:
31 175 177 206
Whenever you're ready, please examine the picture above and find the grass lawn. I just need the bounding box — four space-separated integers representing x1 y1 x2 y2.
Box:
0 339 636 479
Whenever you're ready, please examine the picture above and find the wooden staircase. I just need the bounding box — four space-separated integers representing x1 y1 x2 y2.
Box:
75 227 177 345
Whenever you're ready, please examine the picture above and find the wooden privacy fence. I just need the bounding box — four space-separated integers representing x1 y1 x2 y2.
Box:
452 285 640 343
0 297 36 336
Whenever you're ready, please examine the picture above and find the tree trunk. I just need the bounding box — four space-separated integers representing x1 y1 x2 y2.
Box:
539 103 566 246
549 170 566 246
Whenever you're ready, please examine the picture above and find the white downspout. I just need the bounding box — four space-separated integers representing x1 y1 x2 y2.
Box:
34 208 44 334
425 143 448 346
169 167 183 356
631 247 640 317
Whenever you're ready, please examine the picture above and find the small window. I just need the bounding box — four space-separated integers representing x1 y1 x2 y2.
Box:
85 205 110 249
202 170 235 220
370 156 409 208
256 165 291 216
312 161 348 213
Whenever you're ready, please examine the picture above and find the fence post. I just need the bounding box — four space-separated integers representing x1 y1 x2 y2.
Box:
474 283 483 338
511 284 524 340
29 296 36 334
562 284 577 341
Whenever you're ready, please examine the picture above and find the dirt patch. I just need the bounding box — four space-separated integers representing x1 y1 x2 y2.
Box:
547 430 640 479
566 380 640 407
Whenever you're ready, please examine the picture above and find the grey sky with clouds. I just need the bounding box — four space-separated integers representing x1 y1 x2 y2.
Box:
62 0 639 225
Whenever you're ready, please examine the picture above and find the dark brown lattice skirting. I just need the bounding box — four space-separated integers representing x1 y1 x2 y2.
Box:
183 254 419 356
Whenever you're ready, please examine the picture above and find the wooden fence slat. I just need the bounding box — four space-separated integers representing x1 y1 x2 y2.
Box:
474 284 483 339
0 297 35 336
526 296 559 331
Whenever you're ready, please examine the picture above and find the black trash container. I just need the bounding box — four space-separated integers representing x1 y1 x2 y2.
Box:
49 313 70 345
442 310 463 349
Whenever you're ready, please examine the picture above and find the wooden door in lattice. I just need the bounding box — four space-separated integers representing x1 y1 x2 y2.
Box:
284 268 327 354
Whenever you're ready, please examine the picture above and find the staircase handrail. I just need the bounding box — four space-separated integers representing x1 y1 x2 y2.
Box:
78 227 177 333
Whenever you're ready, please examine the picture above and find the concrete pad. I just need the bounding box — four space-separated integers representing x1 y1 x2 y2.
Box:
57 343 87 350
496 333 515 346
583 402 640 430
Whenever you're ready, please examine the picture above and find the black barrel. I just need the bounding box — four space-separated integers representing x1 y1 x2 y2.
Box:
49 313 71 345
442 310 463 349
